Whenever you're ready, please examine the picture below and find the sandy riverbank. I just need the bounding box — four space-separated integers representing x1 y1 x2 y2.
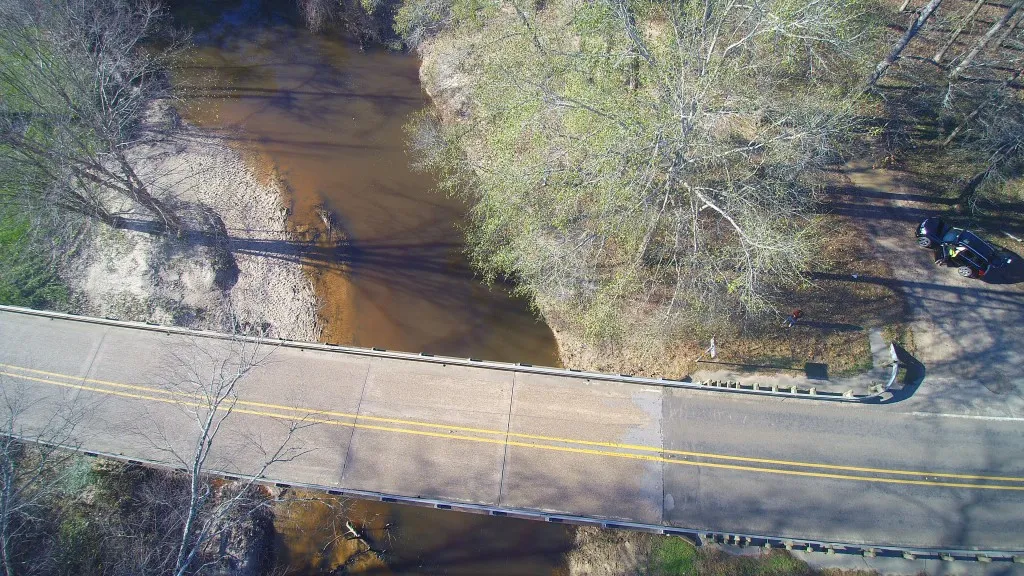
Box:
63 103 320 341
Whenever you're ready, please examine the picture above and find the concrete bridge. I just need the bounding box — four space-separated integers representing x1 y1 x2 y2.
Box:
1 305 1023 562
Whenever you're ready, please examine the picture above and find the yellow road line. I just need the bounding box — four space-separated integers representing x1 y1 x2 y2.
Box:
3 364 1024 488
6 370 1024 491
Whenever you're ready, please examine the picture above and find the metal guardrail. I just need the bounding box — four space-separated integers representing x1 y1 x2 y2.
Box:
7 438 1019 565
3 306 1014 561
0 305 901 403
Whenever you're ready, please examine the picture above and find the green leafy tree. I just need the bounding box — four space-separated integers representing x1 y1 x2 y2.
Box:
405 0 884 350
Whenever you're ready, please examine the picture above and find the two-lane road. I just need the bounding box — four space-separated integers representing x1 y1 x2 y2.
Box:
1 307 1022 552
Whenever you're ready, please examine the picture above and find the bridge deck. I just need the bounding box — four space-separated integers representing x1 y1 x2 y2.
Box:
1 307 1022 553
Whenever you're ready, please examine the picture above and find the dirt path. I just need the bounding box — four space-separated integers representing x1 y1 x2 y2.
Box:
838 161 1024 417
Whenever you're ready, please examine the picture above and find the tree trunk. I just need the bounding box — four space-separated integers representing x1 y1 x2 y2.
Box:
943 67 1023 145
865 0 945 91
996 9 1023 47
951 0 1023 80
933 0 986 63
0 463 14 576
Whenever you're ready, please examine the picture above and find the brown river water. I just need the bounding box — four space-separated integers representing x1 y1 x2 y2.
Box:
169 0 572 573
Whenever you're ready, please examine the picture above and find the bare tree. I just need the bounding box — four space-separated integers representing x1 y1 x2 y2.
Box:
0 0 186 232
933 0 987 63
136 335 315 576
298 0 337 32
943 67 1023 145
996 9 1023 48
950 0 1023 80
865 0 945 90
0 378 84 576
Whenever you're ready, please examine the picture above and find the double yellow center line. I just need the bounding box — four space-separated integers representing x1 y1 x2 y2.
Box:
2 362 1023 491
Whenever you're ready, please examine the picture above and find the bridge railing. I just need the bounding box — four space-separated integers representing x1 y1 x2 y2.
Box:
6 433 1019 566
0 305 901 403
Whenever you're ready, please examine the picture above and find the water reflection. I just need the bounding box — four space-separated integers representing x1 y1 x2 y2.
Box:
171 2 561 365
168 2 570 574
274 495 574 575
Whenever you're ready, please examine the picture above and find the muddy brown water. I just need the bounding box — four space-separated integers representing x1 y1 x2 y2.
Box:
169 1 571 573
172 0 560 366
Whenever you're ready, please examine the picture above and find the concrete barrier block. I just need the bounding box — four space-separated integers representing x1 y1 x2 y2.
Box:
784 541 794 551
805 545 813 553
903 552 915 560
771 384 779 393
843 390 854 398
1013 555 1023 564
809 387 817 395
789 386 798 394
753 383 760 391
763 541 773 549
940 553 954 562
977 555 991 563
826 547 836 555
863 549 876 558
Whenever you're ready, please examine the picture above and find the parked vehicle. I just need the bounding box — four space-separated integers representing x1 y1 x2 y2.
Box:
916 217 1012 278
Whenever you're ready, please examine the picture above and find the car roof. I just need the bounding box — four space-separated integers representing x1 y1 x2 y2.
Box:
956 231 998 261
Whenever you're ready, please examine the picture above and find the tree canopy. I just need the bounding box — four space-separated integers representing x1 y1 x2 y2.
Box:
404 0 885 346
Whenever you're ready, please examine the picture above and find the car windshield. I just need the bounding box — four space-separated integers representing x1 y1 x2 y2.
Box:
959 231 997 261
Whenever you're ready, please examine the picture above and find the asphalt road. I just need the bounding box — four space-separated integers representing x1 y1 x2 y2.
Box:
1 308 1023 552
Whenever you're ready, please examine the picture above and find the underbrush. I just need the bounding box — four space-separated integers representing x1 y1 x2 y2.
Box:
0 208 69 310
710 211 907 377
651 537 877 576
569 529 878 576
553 210 908 380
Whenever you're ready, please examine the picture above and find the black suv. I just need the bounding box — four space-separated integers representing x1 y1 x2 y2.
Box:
916 217 1012 278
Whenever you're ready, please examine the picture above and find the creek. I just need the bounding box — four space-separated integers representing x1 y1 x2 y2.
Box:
169 0 572 573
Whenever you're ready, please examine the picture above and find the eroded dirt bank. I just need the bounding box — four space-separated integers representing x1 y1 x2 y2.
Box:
65 103 320 341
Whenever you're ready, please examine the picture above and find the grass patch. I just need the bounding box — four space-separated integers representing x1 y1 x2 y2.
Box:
649 537 876 576
652 537 698 575
0 208 69 310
